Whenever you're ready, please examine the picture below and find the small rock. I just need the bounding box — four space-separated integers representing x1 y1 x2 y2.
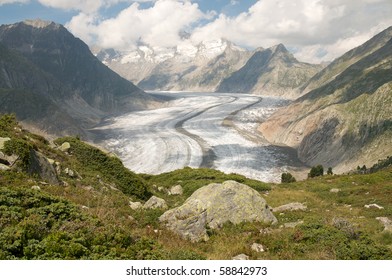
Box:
251 243 265 253
129 201 142 210
284 220 304 228
81 205 89 210
157 186 166 192
273 202 307 212
260 228 273 235
31 185 41 190
64 167 75 178
0 163 10 171
128 216 135 222
376 217 392 232
330 188 340 193
169 185 183 195
364 204 384 209
232 254 249 260
59 142 71 153
82 185 94 191
46 158 55 165
143 196 168 209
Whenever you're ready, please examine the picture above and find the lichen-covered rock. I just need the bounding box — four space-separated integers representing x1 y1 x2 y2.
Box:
169 185 183 195
129 201 143 210
273 202 307 212
251 243 265 253
143 196 168 210
59 142 71 153
376 217 392 232
159 181 277 242
232 254 249 260
160 199 208 241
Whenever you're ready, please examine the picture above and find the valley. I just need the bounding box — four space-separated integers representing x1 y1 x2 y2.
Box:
91 92 305 182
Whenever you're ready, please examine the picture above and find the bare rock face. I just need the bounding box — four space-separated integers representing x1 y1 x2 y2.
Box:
159 181 277 242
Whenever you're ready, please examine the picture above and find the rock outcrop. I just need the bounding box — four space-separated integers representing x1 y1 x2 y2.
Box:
159 181 277 242
27 150 60 185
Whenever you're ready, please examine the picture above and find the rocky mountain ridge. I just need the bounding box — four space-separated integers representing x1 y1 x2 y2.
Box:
0 19 159 137
259 26 392 172
94 40 322 97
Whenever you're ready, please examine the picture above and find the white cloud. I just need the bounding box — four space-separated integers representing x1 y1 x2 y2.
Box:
190 0 392 63
64 0 392 63
67 0 206 50
38 0 102 13
0 0 29 5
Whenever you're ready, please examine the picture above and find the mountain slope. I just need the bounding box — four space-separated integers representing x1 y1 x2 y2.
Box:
259 27 392 172
0 19 158 137
217 44 322 98
301 26 392 94
97 39 252 92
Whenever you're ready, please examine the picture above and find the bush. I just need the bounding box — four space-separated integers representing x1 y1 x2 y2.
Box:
54 137 150 199
0 114 18 137
308 165 324 178
327 167 333 175
3 138 33 170
281 172 296 183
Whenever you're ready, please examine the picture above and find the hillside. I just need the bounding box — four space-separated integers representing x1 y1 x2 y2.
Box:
217 44 322 98
1 114 391 260
259 26 392 172
0 19 160 137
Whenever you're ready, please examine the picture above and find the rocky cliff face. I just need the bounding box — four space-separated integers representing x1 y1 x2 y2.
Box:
0 19 158 137
259 27 392 172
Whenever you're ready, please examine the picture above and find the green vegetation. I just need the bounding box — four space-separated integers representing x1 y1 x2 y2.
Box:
54 137 150 200
0 114 391 260
308 165 324 178
281 172 296 183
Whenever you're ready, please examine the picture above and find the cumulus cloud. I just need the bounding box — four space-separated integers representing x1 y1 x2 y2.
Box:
0 0 29 5
67 0 206 49
190 0 392 62
63 0 392 63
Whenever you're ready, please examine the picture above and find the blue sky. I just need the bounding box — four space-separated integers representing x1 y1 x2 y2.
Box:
0 0 258 24
1 0 392 63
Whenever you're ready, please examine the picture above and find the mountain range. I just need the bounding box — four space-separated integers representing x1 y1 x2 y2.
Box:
94 40 322 98
0 19 160 137
259 26 392 172
0 19 391 174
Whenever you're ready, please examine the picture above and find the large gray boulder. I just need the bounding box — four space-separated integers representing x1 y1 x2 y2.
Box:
28 150 60 185
159 180 277 242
